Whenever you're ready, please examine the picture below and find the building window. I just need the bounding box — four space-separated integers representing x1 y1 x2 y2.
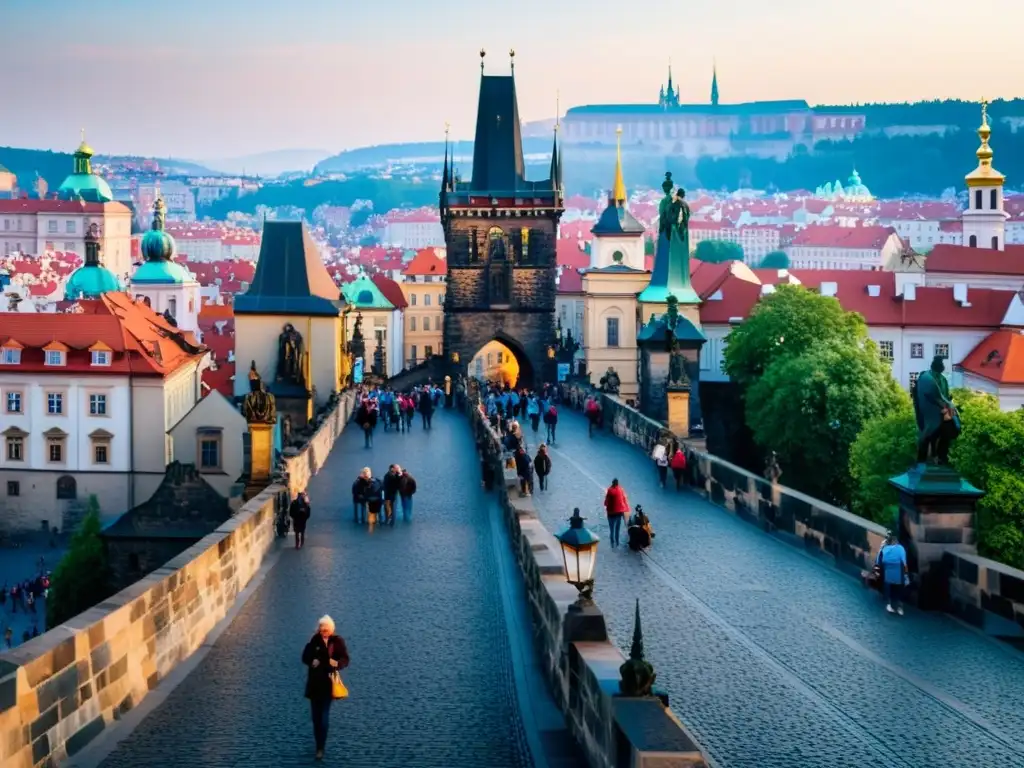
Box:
45 350 65 366
94 443 109 464
991 189 998 210
992 236 999 249
48 220 58 234
612 250 624 263
410 293 416 306
439 293 445 305
969 235 977 248
47 392 63 414
0 347 20 364
66 220 76 234
910 343 924 359
424 294 431 307
89 394 107 415
5 391 21 413
410 344 417 363
200 437 221 470
423 317 430 331
6 481 19 497
48 440 64 463
409 316 416 331
168 297 177 317
606 317 620 348
878 340 894 362
975 190 982 210
56 475 76 500
909 371 920 388
6 437 24 461
934 343 949 359
497 351 504 364
424 345 433 358
91 350 110 366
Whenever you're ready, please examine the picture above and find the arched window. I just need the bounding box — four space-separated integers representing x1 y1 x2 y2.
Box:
969 235 978 248
991 189 998 210
56 475 77 500
487 227 506 261
992 236 999 249
975 190 983 210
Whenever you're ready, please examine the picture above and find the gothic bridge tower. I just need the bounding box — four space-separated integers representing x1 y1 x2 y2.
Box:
441 51 563 386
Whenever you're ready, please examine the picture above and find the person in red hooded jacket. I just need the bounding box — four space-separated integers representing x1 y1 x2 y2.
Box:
603 478 629 547
670 448 687 491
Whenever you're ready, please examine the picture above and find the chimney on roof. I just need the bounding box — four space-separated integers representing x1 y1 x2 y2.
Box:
820 281 838 297
903 283 917 301
953 283 971 307
760 284 776 296
866 284 881 297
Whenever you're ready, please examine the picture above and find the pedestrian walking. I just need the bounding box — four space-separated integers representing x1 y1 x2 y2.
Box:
655 448 669 488
534 444 552 491
419 386 434 430
352 470 370 524
603 478 629 548
670 448 687 491
875 531 909 616
398 469 417 521
3 627 11 649
357 399 378 448
527 394 541 434
302 615 350 761
515 447 534 497
290 492 311 549
364 472 384 526
585 396 601 438
383 465 401 525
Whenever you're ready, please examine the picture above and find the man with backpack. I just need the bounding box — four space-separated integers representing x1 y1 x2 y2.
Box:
543 402 558 444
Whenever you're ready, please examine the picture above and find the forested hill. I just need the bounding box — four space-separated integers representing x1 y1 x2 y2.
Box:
818 98 1024 129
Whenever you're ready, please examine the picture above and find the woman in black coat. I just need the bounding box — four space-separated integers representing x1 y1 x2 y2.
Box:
289 492 311 549
302 615 350 760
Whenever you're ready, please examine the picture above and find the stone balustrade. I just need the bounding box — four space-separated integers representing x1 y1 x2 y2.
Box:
469 400 708 768
943 551 1024 641
0 391 355 768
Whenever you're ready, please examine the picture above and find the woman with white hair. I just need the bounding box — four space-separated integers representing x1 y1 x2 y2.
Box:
301 615 350 760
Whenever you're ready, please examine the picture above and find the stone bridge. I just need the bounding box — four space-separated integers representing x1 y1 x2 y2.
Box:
3 396 1024 768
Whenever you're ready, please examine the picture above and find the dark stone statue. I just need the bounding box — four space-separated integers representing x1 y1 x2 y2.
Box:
276 323 306 386
664 294 688 387
243 361 277 424
657 173 691 243
913 355 961 464
349 313 366 362
764 451 782 483
599 366 621 395
619 600 656 697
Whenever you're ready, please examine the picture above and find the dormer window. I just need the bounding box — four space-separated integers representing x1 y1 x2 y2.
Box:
92 350 111 366
0 346 21 365
45 350 65 366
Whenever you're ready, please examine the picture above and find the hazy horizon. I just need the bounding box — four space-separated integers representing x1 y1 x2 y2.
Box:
3 0 1021 159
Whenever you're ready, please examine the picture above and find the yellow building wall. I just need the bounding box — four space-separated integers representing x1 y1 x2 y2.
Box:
234 313 342 406
582 272 650 399
399 282 445 366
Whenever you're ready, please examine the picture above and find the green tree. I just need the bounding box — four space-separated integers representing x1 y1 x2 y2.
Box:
848 404 917 523
747 341 907 505
723 284 868 389
47 496 112 629
694 239 744 263
759 250 790 269
949 390 1024 568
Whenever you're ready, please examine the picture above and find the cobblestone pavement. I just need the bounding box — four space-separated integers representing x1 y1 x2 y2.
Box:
529 410 1024 768
101 411 533 768
0 541 63 649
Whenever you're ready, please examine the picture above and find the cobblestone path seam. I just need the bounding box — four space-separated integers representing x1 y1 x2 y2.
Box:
528 409 1024 768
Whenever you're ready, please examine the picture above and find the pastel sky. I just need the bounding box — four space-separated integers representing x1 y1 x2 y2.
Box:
3 0 1021 160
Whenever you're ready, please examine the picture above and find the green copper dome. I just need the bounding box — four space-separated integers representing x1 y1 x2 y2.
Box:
132 260 192 284
141 228 176 261
57 138 114 203
65 264 121 299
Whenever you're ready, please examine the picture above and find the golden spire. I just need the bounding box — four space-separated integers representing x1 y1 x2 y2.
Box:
76 127 94 157
966 98 1004 188
612 126 627 205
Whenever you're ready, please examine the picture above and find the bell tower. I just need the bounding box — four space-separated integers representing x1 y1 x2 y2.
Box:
962 99 1008 251
441 50 563 386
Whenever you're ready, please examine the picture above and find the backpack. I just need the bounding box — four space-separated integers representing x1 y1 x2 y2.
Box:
548 405 557 417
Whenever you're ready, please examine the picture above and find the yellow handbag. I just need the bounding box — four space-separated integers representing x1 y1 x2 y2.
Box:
330 671 349 699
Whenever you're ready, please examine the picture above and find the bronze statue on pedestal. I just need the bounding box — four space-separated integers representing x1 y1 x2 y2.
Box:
244 361 277 424
913 355 961 464
276 323 306 386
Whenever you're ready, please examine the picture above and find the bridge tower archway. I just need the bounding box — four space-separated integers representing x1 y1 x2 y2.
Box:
467 333 536 388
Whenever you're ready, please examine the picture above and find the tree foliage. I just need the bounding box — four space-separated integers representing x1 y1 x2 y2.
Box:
745 340 907 506
949 390 1024 569
759 251 790 269
47 496 112 629
848 404 917 523
694 239 744 263
723 284 868 389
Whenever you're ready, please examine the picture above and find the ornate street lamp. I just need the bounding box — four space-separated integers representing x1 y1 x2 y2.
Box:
557 508 599 608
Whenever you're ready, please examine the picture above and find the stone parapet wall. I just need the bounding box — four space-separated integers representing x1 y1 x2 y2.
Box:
468 400 707 768
0 391 356 768
943 551 1024 640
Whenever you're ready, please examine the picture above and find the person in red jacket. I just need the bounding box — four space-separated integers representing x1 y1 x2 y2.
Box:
603 478 629 547
670 448 687 491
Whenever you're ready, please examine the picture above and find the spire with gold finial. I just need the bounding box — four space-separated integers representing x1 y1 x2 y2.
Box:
74 128 95 175
612 126 627 205
966 98 1005 188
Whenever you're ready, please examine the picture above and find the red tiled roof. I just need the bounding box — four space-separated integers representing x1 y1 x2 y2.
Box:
790 225 897 249
403 248 446 276
557 239 590 269
960 329 1024 384
924 244 1024 276
370 274 408 309
202 362 236 399
0 199 130 215
0 292 206 376
557 269 584 294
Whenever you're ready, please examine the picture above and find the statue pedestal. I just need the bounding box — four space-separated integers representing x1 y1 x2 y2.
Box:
889 463 983 610
666 387 690 438
249 422 274 484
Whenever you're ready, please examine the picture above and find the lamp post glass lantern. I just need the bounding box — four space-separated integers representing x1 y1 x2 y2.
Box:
558 508 599 605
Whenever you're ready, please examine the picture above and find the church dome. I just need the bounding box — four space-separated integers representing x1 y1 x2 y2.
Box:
57 137 114 203
131 196 191 284
64 263 121 299
132 259 191 284
140 227 176 262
